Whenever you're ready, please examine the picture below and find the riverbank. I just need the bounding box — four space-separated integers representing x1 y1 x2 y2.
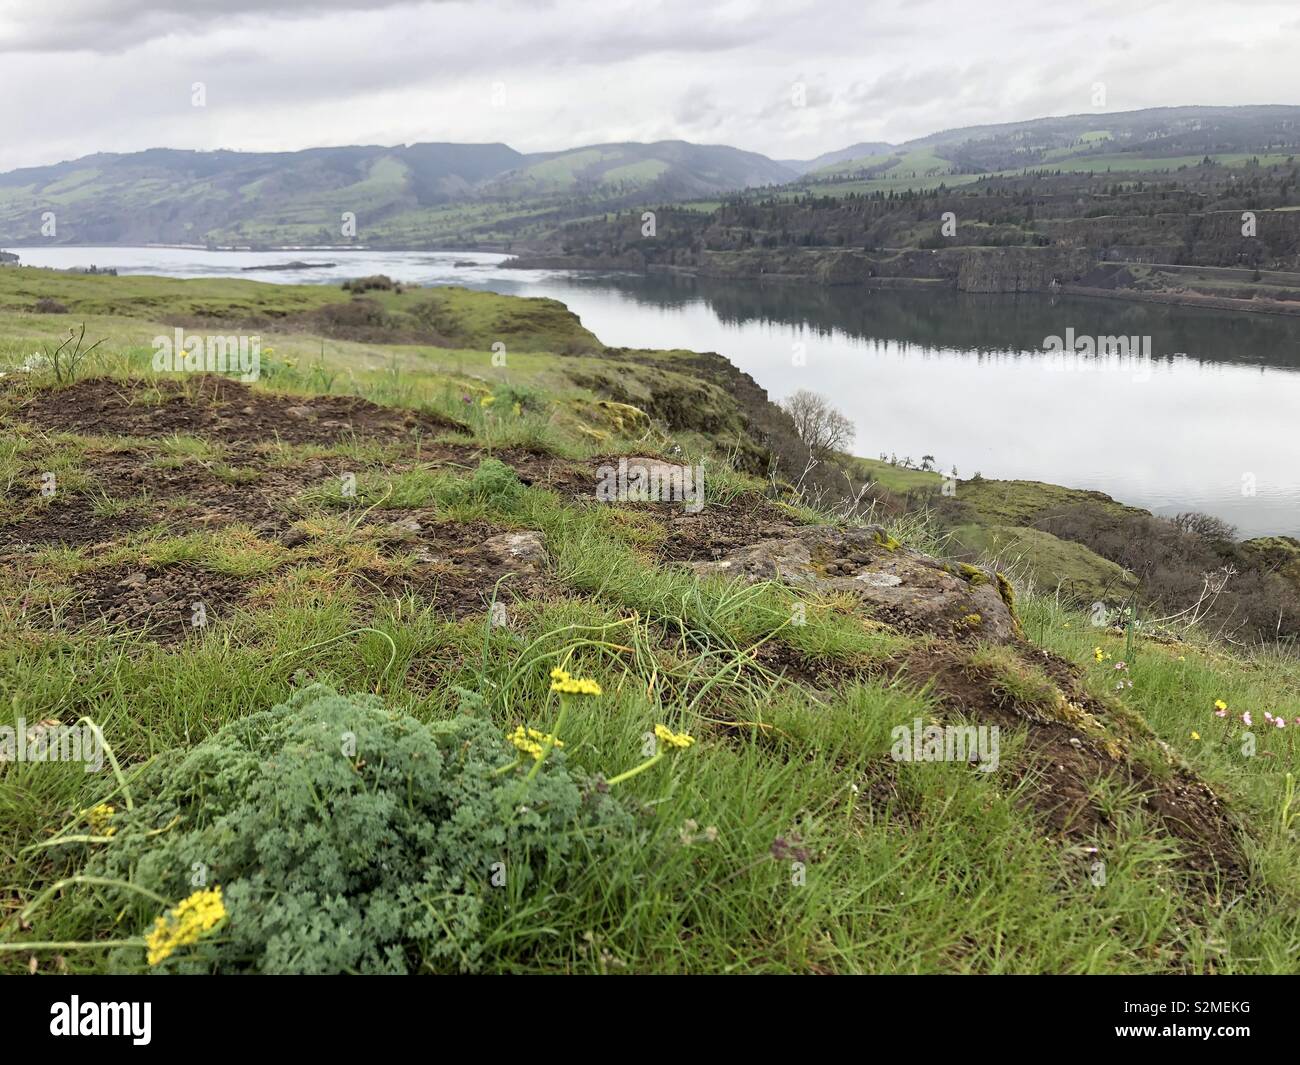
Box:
503 246 1300 317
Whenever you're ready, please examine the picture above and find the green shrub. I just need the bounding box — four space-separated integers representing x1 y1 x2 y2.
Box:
84 685 635 973
341 274 395 293
492 383 547 415
435 457 526 511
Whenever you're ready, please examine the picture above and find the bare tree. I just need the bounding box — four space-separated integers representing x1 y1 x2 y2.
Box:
779 389 855 460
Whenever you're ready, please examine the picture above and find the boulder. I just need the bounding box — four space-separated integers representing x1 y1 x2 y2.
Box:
689 524 1021 641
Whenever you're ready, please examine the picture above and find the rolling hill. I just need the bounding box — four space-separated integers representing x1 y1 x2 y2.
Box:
0 140 796 249
2 107 1297 250
803 105 1300 184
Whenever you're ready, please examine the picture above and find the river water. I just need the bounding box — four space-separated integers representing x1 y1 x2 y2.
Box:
11 245 1300 537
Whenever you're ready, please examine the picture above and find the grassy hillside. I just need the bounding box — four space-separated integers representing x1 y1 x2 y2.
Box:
0 142 795 250
0 271 1296 974
809 105 1300 192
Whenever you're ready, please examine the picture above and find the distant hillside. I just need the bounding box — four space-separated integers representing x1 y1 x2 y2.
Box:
0 140 795 249
4 107 1298 249
806 105 1300 181
779 141 895 176
485 141 794 198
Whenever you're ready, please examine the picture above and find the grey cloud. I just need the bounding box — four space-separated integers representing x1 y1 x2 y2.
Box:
0 0 430 53
0 0 1296 171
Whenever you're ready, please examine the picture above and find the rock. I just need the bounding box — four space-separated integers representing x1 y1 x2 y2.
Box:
119 573 148 589
689 524 1021 641
281 527 312 547
284 405 314 419
480 530 547 568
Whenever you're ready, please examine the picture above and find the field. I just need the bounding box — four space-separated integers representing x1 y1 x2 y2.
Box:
0 270 1297 974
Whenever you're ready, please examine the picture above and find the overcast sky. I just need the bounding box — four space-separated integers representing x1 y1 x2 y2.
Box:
1 0 1297 172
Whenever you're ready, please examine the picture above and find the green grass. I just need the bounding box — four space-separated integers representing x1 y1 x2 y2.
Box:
957 476 1141 527
950 523 1137 604
0 270 1296 974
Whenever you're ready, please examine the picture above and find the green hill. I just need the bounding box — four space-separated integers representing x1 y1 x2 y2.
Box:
0 269 1297 973
0 141 796 249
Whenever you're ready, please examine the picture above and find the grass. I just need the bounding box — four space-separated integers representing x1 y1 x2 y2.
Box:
949 523 1137 604
0 271 1296 974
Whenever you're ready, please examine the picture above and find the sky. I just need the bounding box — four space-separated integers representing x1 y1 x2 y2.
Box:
1 0 1298 172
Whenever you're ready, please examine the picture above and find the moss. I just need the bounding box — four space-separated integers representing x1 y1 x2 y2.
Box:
872 529 902 552
995 572 1015 608
957 562 989 586
996 571 1026 638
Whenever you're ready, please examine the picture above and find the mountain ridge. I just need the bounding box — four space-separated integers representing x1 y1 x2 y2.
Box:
2 105 1297 249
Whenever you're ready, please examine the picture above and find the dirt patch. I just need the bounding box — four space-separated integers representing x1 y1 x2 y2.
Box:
655 496 808 562
355 514 559 620
3 376 465 446
0 494 152 550
50 563 251 639
893 646 1244 883
0 449 341 551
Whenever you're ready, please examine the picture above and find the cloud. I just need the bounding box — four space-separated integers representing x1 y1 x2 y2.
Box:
0 0 428 53
0 0 1296 171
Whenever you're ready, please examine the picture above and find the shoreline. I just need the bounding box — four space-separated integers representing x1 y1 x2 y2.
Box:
10 245 1299 317
502 256 1300 318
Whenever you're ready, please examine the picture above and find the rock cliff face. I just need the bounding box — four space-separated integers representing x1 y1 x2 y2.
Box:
955 248 1093 293
1182 208 1300 267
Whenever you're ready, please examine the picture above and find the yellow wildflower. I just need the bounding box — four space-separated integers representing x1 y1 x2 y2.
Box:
480 395 495 407
145 886 226 966
654 723 695 749
549 667 602 696
512 401 522 417
1214 699 1228 711
507 725 564 760
1190 731 1201 741
1093 647 1109 663
85 802 116 838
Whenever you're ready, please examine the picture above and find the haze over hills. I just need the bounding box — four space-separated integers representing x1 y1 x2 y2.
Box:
0 105 1296 250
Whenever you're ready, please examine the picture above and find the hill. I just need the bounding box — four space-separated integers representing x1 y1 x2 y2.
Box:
0 269 1297 973
7 106 1299 253
0 141 795 249
804 105 1300 181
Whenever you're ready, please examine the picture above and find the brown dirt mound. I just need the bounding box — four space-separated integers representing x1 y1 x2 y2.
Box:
3 376 465 446
894 646 1243 882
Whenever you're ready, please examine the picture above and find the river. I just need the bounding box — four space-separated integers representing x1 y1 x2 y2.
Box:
10 245 1300 538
